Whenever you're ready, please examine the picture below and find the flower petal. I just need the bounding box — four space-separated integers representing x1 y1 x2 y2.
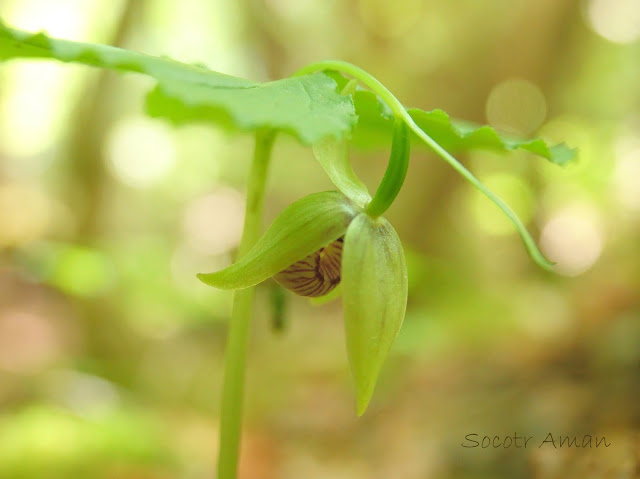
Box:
342 213 407 415
312 137 372 208
198 191 358 290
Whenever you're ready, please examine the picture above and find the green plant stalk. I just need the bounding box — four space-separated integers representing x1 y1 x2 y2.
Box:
366 119 410 217
294 61 554 270
217 129 275 479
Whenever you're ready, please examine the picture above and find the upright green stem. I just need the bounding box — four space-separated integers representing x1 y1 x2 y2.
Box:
217 129 275 479
294 61 553 270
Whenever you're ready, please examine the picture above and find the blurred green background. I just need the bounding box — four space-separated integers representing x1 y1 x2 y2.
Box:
0 0 639 478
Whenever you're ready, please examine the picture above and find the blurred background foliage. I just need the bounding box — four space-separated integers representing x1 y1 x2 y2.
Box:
0 0 639 478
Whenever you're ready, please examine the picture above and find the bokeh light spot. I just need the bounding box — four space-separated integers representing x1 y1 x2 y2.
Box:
45 370 120 419
357 0 423 38
469 173 535 235
0 63 70 162
105 117 176 188
182 188 245 255
586 0 640 44
612 147 640 211
266 0 328 23
0 184 51 247
486 78 547 136
6 0 90 39
0 311 61 373
49 245 115 297
516 285 571 340
540 205 604 276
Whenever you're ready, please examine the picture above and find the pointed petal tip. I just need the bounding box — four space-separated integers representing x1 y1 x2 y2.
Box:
197 272 243 290
343 214 407 417
353 374 377 416
356 397 371 417
196 272 222 288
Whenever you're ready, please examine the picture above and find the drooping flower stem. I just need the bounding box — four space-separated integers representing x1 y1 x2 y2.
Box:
294 61 554 270
217 128 276 479
366 119 410 217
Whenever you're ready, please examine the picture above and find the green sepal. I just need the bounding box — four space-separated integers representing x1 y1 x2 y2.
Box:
342 213 408 415
312 138 371 208
197 191 358 290
309 283 342 306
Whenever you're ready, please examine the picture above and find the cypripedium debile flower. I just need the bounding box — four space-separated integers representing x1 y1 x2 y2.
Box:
198 120 410 415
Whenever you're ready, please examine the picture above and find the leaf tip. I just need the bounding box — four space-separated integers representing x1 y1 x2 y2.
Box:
553 144 579 167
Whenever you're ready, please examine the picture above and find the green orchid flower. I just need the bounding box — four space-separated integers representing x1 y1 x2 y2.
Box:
198 119 411 415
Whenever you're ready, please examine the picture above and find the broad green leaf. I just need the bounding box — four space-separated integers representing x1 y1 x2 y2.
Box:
325 71 576 166
198 191 358 290
342 213 407 416
146 74 356 144
0 22 254 88
0 22 356 144
312 138 371 207
408 109 576 166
